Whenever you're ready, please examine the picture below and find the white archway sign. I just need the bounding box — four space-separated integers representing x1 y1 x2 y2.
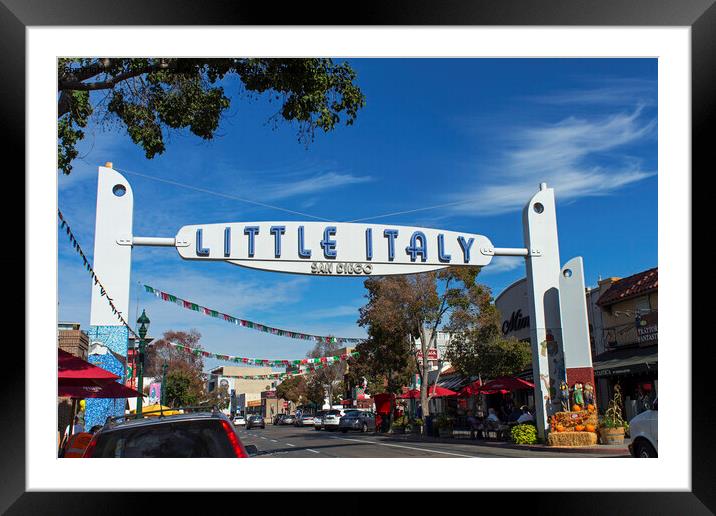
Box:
86 164 594 438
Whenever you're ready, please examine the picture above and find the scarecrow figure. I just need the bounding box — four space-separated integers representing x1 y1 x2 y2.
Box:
559 381 570 412
584 383 595 407
572 382 584 408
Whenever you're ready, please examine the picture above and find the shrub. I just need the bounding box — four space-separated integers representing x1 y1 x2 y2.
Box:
511 423 538 445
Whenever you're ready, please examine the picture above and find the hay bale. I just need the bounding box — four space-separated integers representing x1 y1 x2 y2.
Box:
547 431 598 447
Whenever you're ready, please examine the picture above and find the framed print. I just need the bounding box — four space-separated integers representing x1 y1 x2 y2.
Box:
4 0 710 512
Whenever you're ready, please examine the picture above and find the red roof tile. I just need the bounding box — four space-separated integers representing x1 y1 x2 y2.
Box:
596 267 658 306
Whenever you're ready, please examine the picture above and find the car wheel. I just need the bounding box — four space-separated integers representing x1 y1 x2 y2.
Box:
635 441 657 458
361 423 368 433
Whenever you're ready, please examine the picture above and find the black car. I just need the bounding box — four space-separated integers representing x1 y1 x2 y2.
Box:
246 414 266 429
82 411 257 458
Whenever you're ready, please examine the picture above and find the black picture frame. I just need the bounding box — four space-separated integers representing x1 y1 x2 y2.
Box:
5 0 708 512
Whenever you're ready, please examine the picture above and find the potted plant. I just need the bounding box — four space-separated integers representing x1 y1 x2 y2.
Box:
436 415 454 438
599 385 627 445
410 418 423 434
391 415 408 434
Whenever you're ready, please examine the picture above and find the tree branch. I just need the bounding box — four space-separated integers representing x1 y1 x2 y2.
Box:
58 61 173 92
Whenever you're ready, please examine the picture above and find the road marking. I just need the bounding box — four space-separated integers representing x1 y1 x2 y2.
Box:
330 436 476 458
260 436 267 440
306 449 320 454
286 443 295 447
270 439 278 443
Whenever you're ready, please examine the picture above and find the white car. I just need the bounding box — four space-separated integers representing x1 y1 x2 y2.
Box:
233 415 246 427
313 412 326 431
296 415 315 427
628 399 658 458
321 409 355 431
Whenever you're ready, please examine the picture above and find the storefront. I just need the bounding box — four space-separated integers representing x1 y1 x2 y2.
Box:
593 346 658 421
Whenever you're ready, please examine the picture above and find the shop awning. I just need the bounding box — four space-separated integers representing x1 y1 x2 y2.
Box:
59 381 144 399
593 346 658 377
58 349 120 382
479 376 534 392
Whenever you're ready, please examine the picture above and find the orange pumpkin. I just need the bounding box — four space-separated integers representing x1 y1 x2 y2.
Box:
585 424 596 432
572 404 582 412
555 425 565 432
587 404 596 412
575 425 585 432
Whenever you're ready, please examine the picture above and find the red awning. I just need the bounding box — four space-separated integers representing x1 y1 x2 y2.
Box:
58 380 144 399
458 380 482 397
398 386 457 399
479 376 535 392
58 349 120 381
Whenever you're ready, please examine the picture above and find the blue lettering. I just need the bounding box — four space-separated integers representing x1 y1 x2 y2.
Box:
243 226 260 257
196 229 210 257
383 229 399 261
320 226 337 259
270 225 286 258
365 228 373 260
298 226 312 258
224 227 231 257
405 231 428 262
458 236 475 263
437 234 451 263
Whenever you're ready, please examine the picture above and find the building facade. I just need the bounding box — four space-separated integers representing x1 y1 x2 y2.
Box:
495 267 658 419
207 365 274 415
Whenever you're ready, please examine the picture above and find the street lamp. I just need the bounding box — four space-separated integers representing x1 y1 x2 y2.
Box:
135 309 151 417
161 362 168 406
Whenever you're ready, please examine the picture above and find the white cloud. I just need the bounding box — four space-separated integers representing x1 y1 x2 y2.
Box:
480 256 524 275
446 107 656 217
262 172 374 201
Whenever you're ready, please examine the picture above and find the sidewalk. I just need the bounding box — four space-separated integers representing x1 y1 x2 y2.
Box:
376 431 631 455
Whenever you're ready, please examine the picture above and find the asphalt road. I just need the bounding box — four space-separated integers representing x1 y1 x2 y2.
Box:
237 423 629 458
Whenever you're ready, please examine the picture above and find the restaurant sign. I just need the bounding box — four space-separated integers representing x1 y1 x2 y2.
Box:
636 312 658 345
175 222 494 276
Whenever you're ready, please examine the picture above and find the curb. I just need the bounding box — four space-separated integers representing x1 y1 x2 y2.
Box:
376 433 630 455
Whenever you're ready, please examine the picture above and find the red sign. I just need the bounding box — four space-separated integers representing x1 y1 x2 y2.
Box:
416 348 439 360
283 401 289 408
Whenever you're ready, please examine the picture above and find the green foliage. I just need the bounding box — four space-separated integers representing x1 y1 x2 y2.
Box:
435 414 454 430
276 376 307 404
391 415 409 429
445 283 532 380
164 369 202 407
57 58 366 174
511 423 538 444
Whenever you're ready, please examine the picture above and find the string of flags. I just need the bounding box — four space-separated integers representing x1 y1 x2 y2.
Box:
143 284 364 344
58 210 138 339
167 340 360 368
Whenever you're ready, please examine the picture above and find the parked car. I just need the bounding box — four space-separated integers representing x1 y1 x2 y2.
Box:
233 414 246 427
281 414 296 425
246 414 265 429
297 414 315 427
339 410 376 433
321 409 352 431
628 398 658 458
82 411 257 458
273 414 287 425
313 411 326 431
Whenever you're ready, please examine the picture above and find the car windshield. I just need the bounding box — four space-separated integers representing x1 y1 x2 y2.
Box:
327 410 342 415
344 410 361 416
91 419 237 458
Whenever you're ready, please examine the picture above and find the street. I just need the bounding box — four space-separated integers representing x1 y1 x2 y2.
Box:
238 424 630 458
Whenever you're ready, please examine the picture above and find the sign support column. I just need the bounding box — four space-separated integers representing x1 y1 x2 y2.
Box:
523 183 566 439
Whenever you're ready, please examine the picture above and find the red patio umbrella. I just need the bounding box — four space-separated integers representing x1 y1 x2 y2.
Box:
58 349 120 382
458 380 482 397
58 380 144 399
398 386 457 399
479 376 534 392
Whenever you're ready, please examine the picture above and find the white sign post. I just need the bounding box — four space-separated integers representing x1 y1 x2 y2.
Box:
87 164 594 439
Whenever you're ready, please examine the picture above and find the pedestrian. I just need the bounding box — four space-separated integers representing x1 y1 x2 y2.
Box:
486 407 500 422
64 415 84 438
516 406 534 424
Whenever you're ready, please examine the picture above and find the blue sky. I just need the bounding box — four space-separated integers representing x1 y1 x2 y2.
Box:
58 58 657 373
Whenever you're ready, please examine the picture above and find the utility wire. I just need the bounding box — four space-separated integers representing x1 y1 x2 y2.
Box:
115 167 335 222
345 199 477 223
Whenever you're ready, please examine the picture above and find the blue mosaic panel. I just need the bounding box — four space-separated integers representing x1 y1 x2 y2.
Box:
84 325 129 429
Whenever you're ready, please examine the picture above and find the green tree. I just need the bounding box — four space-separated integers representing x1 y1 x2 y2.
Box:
164 369 203 407
276 376 307 405
57 58 366 174
358 268 480 419
307 340 346 408
203 383 231 411
444 283 532 381
305 376 327 407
